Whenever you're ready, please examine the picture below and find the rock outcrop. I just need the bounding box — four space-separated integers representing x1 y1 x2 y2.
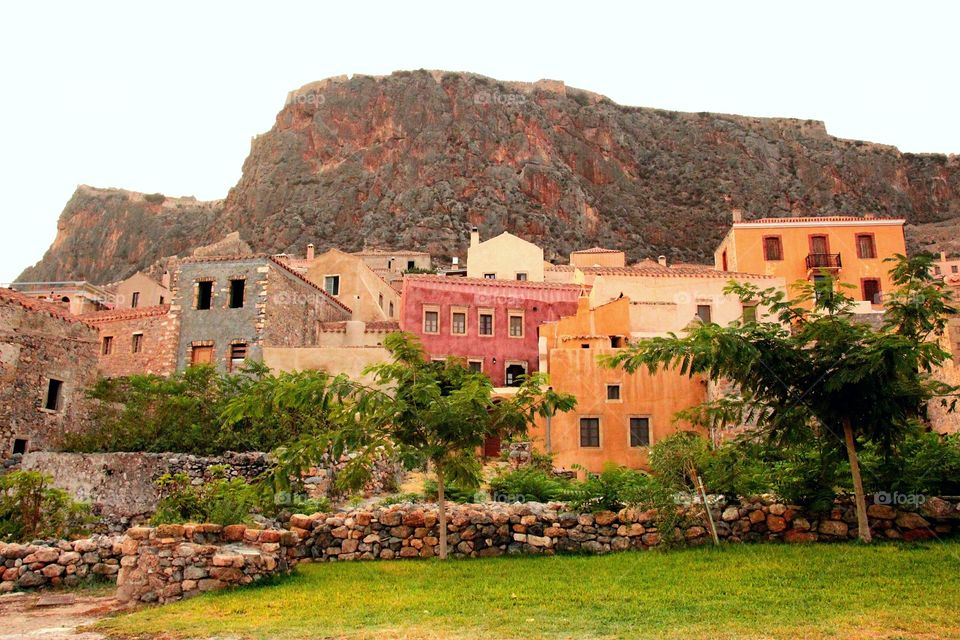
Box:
20 71 960 282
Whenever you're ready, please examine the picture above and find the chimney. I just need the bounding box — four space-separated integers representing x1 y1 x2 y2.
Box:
161 270 171 289
470 226 480 247
658 255 667 267
306 243 315 261
731 208 743 223
452 256 459 266
864 212 876 219
941 251 947 262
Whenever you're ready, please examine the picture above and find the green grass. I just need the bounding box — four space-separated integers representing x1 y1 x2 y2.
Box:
98 541 960 639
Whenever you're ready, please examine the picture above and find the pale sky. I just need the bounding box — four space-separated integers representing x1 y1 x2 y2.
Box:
1 0 957 282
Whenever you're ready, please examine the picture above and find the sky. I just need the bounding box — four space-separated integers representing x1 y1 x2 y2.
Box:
1 0 957 282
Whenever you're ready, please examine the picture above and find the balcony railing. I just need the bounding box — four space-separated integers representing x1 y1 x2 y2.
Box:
805 253 842 270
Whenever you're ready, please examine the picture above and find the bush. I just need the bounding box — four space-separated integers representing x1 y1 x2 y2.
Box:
488 468 570 503
377 492 422 507
561 464 650 512
649 432 710 491
422 478 478 504
860 431 960 497
151 468 257 526
0 471 92 542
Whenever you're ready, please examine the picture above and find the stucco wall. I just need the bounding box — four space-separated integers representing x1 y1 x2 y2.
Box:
263 345 391 382
467 232 545 281
304 250 400 322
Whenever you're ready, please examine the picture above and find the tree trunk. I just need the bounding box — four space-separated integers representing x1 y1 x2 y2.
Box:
842 416 872 543
436 467 448 560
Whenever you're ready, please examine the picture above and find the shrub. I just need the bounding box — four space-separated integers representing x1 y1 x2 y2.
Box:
377 492 422 507
0 471 92 542
488 468 570 503
422 478 478 504
151 468 257 526
860 431 960 497
649 432 710 491
561 464 650 512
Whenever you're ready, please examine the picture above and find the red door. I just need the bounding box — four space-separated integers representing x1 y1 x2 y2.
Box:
483 436 502 458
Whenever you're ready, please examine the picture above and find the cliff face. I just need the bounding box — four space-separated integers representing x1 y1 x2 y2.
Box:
20 70 960 282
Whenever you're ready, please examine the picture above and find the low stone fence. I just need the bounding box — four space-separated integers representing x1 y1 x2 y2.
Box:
115 524 299 604
0 534 122 593
289 496 960 561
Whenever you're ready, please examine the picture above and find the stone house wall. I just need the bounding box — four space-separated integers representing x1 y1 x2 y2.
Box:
82 305 179 377
0 289 100 456
262 259 352 347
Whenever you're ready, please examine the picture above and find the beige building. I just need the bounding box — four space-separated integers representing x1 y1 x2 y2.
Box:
111 271 171 309
9 281 113 315
304 249 401 322
466 228 544 282
352 248 432 280
569 247 626 269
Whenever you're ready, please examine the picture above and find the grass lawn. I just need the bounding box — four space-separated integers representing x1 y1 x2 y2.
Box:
98 541 960 640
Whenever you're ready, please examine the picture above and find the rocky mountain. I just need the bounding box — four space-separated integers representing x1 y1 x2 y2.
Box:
19 70 960 283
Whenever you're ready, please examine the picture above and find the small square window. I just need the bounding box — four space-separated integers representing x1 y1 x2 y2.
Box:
229 343 248 372
324 276 340 296
407 260 416 270
196 281 213 309
742 304 757 323
630 417 650 448
191 344 214 365
580 418 600 448
132 333 143 354
516 273 528 281
131 291 140 308
45 379 63 411
424 310 439 334
483 273 496 280
696 305 712 324
606 384 621 401
101 336 113 356
953 265 959 274
467 360 483 373
229 279 245 308
12 438 28 455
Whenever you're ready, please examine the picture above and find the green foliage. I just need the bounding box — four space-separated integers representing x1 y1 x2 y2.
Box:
561 464 650 512
151 468 257 526
649 432 710 491
0 471 92 542
377 492 422 507
860 431 960 496
488 467 570 503
422 478 479 504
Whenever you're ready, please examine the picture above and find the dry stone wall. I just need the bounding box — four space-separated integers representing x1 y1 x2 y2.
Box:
0 534 121 593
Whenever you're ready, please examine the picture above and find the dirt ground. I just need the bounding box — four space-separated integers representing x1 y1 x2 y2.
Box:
0 590 125 640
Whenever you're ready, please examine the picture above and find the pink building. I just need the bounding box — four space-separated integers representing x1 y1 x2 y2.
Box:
400 275 583 387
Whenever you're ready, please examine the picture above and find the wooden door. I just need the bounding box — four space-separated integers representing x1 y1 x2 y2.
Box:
191 345 214 365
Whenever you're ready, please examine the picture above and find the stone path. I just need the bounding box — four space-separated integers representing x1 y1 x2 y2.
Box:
0 591 123 640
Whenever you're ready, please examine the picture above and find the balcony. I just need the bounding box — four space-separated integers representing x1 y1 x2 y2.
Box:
806 253 842 271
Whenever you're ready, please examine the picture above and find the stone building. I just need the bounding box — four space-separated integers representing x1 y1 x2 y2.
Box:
352 248 432 281
9 281 113 315
0 288 99 456
109 271 171 309
81 305 179 377
171 255 351 372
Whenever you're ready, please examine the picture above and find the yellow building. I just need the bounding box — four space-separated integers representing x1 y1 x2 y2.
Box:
713 213 906 309
304 249 400 322
466 228 544 281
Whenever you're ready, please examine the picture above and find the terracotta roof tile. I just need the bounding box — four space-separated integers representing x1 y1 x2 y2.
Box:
0 288 95 326
549 262 777 279
403 274 586 291
352 248 431 257
739 216 905 225
570 247 624 254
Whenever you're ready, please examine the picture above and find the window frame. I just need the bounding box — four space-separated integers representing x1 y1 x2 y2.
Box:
323 274 341 297
742 303 758 324
101 335 114 356
195 279 214 310
43 378 64 412
515 272 528 281
606 383 622 402
507 310 524 338
228 341 248 372
228 278 246 309
808 234 830 255
762 235 784 261
131 332 143 354
628 415 652 448
450 307 467 336
422 305 440 335
467 359 483 373
855 233 877 259
483 273 496 280
696 304 712 324
478 308 495 337
579 416 601 448
130 291 140 308
861 277 882 305
504 361 528 387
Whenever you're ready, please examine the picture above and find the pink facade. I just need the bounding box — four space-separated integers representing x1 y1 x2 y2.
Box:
400 275 582 386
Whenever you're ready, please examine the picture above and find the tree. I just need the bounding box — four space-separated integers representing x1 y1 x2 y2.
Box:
603 254 958 542
340 332 576 559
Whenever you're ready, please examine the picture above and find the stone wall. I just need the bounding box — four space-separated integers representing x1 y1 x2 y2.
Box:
83 305 179 377
21 452 270 529
115 523 298 603
289 496 960 561
0 535 122 593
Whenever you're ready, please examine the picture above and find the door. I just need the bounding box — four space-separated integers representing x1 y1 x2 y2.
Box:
483 436 502 458
862 279 882 304
191 345 214 365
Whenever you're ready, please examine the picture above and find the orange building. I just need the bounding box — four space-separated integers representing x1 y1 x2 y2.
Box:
533 297 707 473
713 214 906 310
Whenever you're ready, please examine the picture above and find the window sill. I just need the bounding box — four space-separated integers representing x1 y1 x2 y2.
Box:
39 408 63 416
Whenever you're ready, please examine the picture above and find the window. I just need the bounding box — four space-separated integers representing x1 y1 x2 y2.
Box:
45 378 63 411
953 265 959 274
809 234 829 255
629 417 651 447
581 343 590 349
479 311 494 336
131 333 143 354
101 336 113 355
12 438 28 455
388 302 394 317
159 296 165 304
763 236 783 261
606 384 621 401
505 363 526 386
378 293 384 309
451 310 466 335
131 291 140 308
467 359 483 373
196 281 213 309
423 307 440 334
229 279 245 308
696 304 712 323
190 344 214 365
862 279 882 304
483 273 496 280
742 304 757 323
856 234 876 259
407 260 416 270
610 336 625 348
229 343 247 371
933 266 941 275
516 273 528 281
721 250 728 272
324 275 340 296
508 313 523 338
579 418 600 448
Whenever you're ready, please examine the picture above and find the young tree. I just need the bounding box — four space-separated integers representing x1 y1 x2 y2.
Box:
341 332 576 559
603 254 957 542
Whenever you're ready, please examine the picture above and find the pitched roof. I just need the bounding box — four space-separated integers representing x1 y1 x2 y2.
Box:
319 320 401 333
80 304 171 323
352 248 431 257
546 261 777 279
570 247 624 254
403 274 586 291
0 288 94 326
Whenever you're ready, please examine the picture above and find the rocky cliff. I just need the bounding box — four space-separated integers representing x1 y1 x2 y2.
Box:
20 70 960 282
